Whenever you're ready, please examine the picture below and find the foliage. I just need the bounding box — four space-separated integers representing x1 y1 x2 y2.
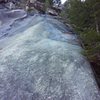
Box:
61 0 100 32
61 0 100 85
45 0 53 10
80 29 100 63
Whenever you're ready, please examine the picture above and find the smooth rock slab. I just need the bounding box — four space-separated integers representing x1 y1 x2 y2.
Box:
0 14 100 100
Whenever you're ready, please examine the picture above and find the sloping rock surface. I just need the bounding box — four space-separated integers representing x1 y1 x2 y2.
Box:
0 9 100 100
0 8 27 38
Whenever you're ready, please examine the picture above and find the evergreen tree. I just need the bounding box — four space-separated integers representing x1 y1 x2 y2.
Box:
86 0 100 33
61 0 100 85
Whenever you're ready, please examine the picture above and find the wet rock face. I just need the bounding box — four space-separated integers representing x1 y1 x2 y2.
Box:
0 9 100 100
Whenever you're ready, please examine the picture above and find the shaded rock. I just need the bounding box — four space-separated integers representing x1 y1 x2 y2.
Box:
5 2 15 9
0 9 27 38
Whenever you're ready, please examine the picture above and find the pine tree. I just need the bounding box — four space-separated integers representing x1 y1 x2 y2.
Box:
62 0 100 81
85 0 100 33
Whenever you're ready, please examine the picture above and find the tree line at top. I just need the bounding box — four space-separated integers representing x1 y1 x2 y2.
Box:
61 0 100 86
62 0 100 33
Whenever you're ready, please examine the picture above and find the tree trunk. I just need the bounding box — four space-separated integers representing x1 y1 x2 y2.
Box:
95 17 100 34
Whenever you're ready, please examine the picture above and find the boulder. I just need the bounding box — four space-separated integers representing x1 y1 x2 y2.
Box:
47 8 58 16
5 2 15 9
27 1 45 14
